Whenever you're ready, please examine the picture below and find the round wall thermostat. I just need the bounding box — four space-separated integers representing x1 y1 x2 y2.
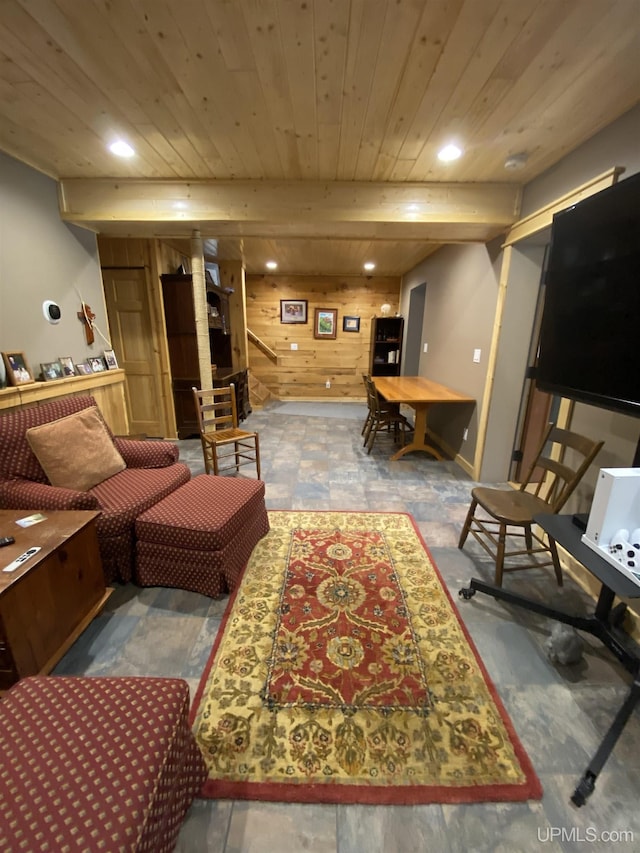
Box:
42 300 62 324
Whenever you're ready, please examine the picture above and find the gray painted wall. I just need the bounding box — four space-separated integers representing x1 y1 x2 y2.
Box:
400 242 501 470
0 151 109 381
520 105 640 218
482 243 546 482
400 103 640 500
403 282 425 376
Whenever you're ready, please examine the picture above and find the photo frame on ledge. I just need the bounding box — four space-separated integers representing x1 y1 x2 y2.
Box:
103 349 118 369
314 308 337 340
58 356 76 376
88 356 107 373
280 299 308 324
75 362 93 375
41 361 64 381
2 351 34 386
343 316 360 333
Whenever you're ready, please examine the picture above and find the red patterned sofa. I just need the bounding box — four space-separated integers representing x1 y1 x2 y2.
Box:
0 675 207 852
0 396 191 583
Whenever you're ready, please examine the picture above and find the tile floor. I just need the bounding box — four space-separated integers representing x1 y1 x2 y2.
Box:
54 401 640 852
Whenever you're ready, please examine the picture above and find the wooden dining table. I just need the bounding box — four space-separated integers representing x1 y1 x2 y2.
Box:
373 376 475 461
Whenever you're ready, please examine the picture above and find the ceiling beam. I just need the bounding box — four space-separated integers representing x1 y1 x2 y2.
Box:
58 179 522 242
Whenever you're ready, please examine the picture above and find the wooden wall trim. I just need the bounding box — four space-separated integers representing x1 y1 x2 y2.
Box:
219 260 248 372
502 167 623 246
149 240 179 438
0 370 129 434
472 246 513 481
477 168 622 479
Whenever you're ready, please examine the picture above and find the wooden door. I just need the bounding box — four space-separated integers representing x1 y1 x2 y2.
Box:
102 268 165 437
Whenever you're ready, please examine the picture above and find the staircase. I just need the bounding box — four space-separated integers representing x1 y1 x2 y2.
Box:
249 370 273 409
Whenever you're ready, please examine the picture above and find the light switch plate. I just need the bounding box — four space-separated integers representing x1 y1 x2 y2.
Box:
423 343 428 353
473 348 481 363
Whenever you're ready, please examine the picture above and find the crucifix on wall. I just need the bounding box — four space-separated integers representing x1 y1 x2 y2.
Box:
77 302 96 345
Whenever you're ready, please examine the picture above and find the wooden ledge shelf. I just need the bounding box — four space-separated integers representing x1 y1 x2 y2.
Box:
0 369 129 434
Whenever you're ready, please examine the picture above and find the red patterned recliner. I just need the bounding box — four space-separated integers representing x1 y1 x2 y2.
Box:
0 395 191 583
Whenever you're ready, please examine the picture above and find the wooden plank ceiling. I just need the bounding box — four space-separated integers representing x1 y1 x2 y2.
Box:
1 0 639 275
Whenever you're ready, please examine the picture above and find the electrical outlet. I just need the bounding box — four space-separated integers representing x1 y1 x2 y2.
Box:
325 380 331 389
291 343 298 351
473 348 481 363
423 342 428 353
463 428 469 441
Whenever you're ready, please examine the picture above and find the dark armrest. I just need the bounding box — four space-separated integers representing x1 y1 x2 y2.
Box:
0 479 100 511
113 438 180 469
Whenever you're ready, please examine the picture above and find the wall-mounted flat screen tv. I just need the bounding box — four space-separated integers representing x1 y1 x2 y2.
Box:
536 170 640 418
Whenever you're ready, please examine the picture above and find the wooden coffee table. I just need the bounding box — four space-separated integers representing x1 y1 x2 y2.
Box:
0 510 111 690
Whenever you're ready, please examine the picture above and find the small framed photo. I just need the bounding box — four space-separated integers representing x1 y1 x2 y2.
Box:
41 361 64 381
314 308 337 340
343 316 360 333
88 356 106 373
75 362 93 375
2 351 34 386
103 349 119 369
58 356 76 376
280 299 308 324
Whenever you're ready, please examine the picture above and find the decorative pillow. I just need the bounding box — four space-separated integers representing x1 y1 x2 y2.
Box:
26 406 126 491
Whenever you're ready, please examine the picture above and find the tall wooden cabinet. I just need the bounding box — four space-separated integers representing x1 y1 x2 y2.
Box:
370 316 404 376
161 274 233 438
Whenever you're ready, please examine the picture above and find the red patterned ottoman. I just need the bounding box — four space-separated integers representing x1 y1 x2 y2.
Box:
0 676 207 853
135 474 270 597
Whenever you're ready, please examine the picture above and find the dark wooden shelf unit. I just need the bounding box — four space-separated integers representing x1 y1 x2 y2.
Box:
161 273 233 438
370 316 404 376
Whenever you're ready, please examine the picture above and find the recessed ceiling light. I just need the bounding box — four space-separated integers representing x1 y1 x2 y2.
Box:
437 143 462 162
406 204 419 212
364 262 376 271
109 140 135 158
266 260 278 270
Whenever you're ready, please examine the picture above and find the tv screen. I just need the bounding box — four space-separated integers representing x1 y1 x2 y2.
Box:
536 171 640 418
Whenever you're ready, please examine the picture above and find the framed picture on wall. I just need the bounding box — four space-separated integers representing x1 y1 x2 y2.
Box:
314 308 337 340
2 351 35 386
343 316 360 333
280 299 308 324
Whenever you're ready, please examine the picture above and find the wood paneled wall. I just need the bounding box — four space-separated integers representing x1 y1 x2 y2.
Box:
246 275 401 400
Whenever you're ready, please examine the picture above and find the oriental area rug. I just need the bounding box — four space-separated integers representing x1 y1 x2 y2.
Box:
190 511 542 804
